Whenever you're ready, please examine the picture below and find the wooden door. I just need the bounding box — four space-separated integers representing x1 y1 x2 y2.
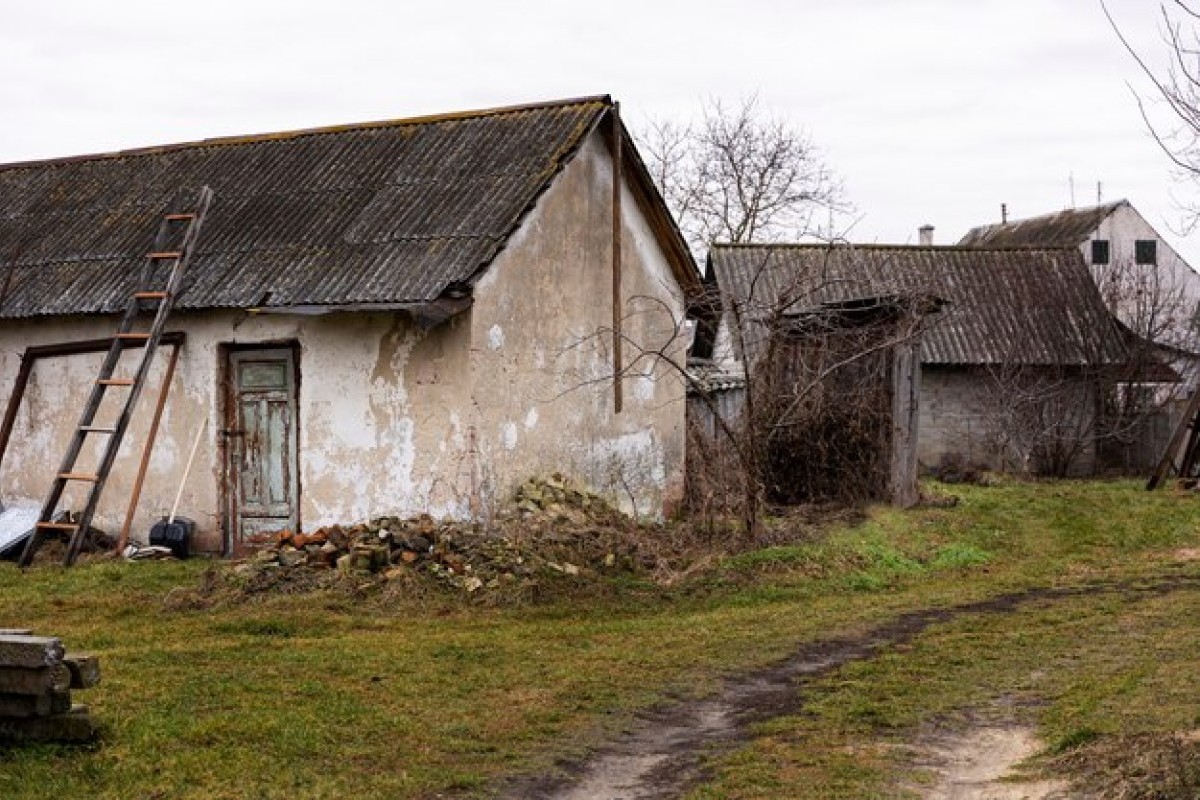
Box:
227 348 298 544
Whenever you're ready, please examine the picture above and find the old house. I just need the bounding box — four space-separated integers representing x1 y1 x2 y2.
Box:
961 200 1200 358
0 95 700 554
701 243 1129 477
962 201 1199 469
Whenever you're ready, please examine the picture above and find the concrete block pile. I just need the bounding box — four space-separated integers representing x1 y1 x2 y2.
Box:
0 629 100 742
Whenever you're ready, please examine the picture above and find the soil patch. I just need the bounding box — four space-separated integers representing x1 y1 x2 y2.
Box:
915 726 1068 800
498 576 1200 800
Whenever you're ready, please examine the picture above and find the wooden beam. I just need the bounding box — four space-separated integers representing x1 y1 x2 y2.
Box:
0 333 185 488
1147 385 1200 489
612 102 623 414
118 341 181 551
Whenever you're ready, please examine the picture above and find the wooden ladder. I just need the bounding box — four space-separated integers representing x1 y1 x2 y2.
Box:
19 187 214 567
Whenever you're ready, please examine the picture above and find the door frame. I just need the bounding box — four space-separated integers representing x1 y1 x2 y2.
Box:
219 340 301 556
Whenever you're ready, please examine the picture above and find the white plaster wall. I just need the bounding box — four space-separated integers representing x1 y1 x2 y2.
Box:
1085 203 1200 355
468 130 690 518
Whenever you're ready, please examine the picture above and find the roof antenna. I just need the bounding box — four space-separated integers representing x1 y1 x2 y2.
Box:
1001 202 1008 224
1097 181 1103 204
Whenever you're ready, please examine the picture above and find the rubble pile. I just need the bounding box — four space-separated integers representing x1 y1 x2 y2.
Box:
227 475 641 596
0 630 100 743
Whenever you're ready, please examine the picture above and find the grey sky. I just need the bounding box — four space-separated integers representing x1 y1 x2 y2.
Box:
1 0 1192 262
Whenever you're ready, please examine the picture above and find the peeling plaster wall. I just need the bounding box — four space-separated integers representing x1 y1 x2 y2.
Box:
468 131 689 518
0 309 472 551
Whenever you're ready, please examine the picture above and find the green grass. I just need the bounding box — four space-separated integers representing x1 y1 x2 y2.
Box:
0 479 1196 798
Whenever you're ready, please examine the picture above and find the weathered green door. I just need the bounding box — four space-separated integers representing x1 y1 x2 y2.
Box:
227 348 298 543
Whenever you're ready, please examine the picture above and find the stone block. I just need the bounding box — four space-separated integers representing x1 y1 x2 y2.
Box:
0 704 97 742
0 689 72 718
0 635 64 669
0 663 70 695
64 654 101 689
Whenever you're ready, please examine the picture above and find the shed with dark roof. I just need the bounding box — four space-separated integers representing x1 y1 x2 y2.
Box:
0 96 699 552
703 243 1129 476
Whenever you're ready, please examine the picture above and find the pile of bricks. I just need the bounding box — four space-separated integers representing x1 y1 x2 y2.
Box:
0 630 100 742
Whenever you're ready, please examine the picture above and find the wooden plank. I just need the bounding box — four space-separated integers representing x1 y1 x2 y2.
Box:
35 522 77 531
889 334 921 508
119 342 180 550
1147 387 1200 489
611 102 623 414
58 472 99 482
1 332 185 472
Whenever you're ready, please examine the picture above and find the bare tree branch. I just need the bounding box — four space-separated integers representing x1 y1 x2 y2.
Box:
636 96 849 259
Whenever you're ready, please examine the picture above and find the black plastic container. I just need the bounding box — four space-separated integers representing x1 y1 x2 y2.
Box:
149 516 193 559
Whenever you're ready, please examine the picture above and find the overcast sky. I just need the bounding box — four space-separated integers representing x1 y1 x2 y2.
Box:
2 0 1195 262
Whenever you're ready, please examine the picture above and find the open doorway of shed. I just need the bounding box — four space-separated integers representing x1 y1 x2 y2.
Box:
220 342 300 555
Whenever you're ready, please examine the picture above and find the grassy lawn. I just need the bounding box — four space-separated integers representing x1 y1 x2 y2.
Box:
0 479 1196 798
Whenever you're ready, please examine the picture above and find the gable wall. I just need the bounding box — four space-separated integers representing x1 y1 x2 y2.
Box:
467 130 689 517
1086 204 1200 354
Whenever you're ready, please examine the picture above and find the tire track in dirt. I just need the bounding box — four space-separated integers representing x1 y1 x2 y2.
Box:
497 573 1200 800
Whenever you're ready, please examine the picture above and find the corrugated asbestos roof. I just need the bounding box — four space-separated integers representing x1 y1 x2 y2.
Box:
959 201 1125 247
708 244 1128 366
0 97 615 318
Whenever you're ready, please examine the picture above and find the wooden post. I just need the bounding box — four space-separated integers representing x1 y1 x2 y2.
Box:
118 341 181 550
889 332 921 507
1147 385 1200 489
612 102 623 414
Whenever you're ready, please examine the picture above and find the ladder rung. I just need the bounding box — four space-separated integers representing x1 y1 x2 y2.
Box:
133 291 169 300
165 213 196 221
36 522 78 532
58 472 99 483
98 378 134 387
80 425 117 434
116 333 152 341
147 251 182 259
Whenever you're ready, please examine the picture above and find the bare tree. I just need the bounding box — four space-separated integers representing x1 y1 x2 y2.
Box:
637 97 848 257
1104 1 1200 225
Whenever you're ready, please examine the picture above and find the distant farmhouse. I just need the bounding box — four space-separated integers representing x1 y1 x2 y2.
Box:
961 200 1200 364
698 243 1130 479
0 96 700 554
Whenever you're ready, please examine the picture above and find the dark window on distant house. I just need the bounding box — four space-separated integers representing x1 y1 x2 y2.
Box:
1091 239 1110 265
1135 239 1158 265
